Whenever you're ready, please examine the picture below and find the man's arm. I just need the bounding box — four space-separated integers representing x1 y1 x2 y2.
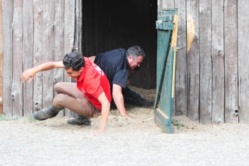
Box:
21 61 64 83
97 92 111 133
112 84 130 117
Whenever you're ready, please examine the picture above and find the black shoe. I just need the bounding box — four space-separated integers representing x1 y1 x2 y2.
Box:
33 106 61 120
67 115 91 126
141 99 154 107
125 97 154 107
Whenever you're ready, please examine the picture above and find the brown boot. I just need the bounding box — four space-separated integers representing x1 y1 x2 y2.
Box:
33 106 62 120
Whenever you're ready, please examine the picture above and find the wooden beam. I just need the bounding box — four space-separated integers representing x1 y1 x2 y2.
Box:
0 0 3 114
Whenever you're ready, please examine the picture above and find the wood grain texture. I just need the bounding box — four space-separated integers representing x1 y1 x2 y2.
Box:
54 0 65 117
12 0 23 116
33 0 44 113
0 0 3 113
199 0 212 124
238 0 249 122
224 0 238 123
2 0 249 125
2 0 13 116
175 0 187 116
64 0 76 116
23 0 34 116
211 0 224 123
186 0 200 122
42 0 55 109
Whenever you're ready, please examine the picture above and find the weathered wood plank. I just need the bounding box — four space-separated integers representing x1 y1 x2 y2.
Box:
211 0 225 123
64 0 76 116
23 0 34 116
42 0 55 109
175 0 187 116
2 0 13 116
163 0 174 9
33 0 44 113
224 0 238 123
12 0 23 116
54 0 65 117
186 0 200 122
75 0 82 52
199 0 212 124
0 0 3 114
238 1 249 122
64 0 75 53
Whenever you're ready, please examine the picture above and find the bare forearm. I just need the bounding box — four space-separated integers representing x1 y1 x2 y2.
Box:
112 84 130 117
22 61 63 82
99 102 110 132
113 94 129 117
34 61 63 72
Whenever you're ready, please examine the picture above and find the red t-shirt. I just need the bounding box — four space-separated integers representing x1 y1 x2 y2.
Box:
76 57 112 110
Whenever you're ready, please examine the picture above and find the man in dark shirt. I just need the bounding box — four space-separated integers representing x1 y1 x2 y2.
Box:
68 45 153 125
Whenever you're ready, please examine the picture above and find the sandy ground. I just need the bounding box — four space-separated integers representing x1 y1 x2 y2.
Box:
1 87 249 166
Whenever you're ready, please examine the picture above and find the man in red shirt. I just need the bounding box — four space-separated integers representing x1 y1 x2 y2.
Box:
21 51 111 133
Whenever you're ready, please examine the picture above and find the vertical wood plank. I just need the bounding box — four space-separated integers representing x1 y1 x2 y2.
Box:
54 0 65 117
186 0 200 122
33 0 44 112
163 0 174 9
199 0 212 124
211 0 225 123
238 1 249 122
175 0 187 116
23 0 34 116
42 0 55 108
64 0 75 53
12 0 23 116
0 0 3 113
224 0 238 123
158 0 163 9
75 0 82 52
64 0 76 117
2 0 13 116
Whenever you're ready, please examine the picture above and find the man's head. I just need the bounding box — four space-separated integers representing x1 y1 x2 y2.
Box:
63 52 85 79
126 45 145 70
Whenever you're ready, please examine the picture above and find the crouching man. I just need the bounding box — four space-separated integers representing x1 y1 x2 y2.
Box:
21 51 112 133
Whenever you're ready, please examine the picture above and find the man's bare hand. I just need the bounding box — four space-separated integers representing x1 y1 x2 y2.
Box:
121 113 132 118
21 69 36 83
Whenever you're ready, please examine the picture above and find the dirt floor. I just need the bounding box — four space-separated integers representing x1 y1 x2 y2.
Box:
1 87 249 166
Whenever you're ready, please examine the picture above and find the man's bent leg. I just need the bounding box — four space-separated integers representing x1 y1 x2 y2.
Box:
53 93 95 126
67 100 100 126
55 83 92 125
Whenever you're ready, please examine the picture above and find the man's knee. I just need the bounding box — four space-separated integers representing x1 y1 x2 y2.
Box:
53 94 67 106
54 82 64 92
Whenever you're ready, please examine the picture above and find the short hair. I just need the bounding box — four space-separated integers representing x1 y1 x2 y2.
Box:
63 51 85 71
125 45 146 58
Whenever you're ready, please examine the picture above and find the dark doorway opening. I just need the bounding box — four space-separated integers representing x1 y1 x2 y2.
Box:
82 0 157 89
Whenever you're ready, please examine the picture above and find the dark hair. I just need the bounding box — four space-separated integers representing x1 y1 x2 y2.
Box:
63 51 85 71
125 45 146 58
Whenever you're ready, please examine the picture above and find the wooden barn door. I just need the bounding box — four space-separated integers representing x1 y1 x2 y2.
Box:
154 9 178 133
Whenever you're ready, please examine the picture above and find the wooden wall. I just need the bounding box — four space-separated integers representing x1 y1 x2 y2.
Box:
2 0 81 117
0 0 2 114
1 0 249 124
158 0 249 124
